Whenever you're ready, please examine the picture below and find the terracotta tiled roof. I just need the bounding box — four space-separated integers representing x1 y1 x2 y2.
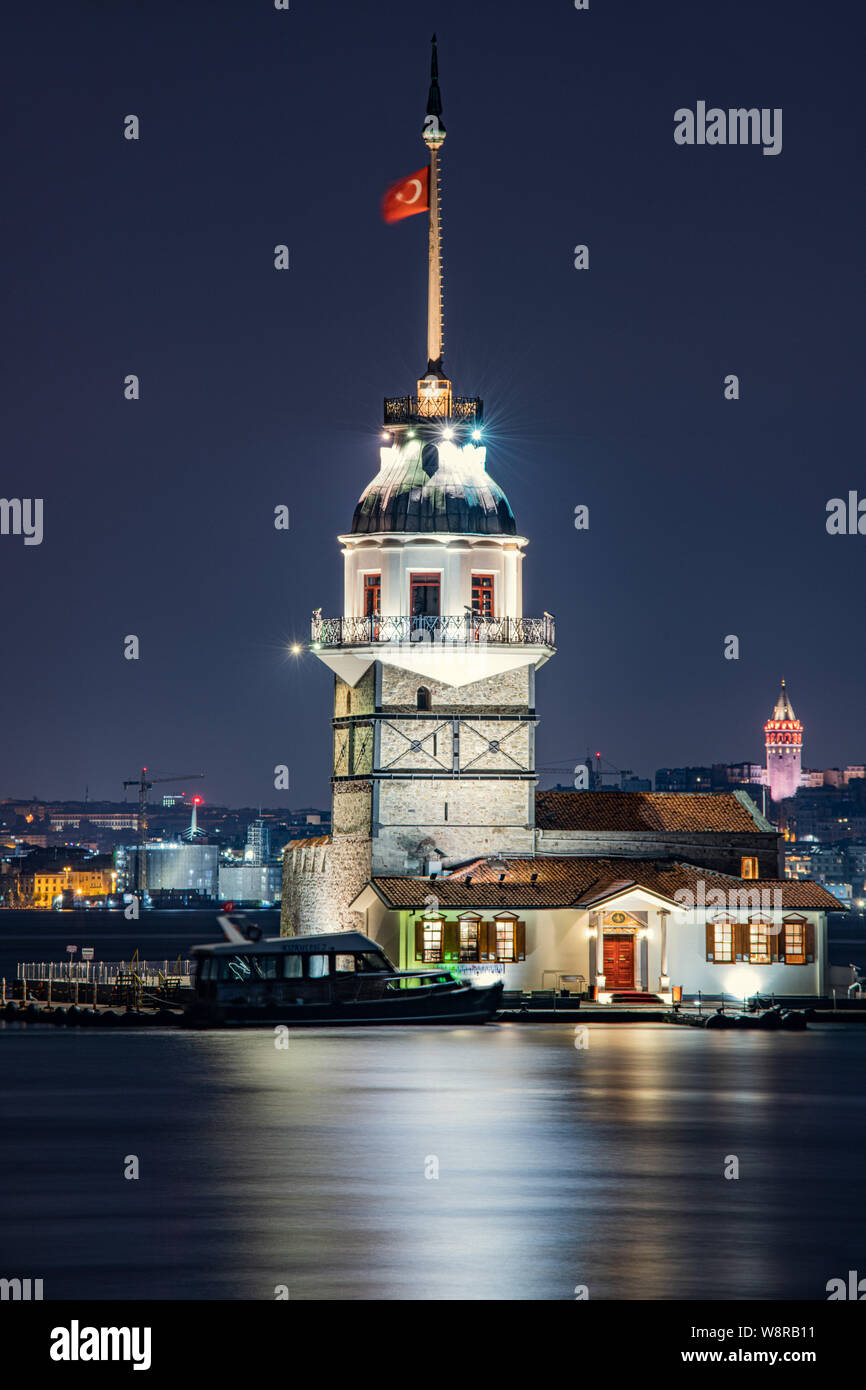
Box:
535 789 769 833
368 857 841 911
750 879 843 911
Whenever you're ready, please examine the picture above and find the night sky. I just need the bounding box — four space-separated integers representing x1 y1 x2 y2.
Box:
3 0 863 807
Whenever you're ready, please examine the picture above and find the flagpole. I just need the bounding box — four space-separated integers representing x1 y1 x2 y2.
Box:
427 143 442 372
423 34 446 377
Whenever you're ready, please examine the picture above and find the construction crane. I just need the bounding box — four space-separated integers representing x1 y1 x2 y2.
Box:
122 768 205 897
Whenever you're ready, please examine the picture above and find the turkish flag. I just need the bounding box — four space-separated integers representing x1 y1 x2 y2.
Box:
382 166 429 223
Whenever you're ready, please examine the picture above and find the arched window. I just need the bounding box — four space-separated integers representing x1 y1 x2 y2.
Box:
417 686 431 711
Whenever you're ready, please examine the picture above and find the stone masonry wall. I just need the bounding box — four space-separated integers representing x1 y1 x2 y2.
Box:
281 781 373 936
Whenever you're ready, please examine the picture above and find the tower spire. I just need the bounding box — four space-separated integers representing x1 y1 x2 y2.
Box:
422 34 446 377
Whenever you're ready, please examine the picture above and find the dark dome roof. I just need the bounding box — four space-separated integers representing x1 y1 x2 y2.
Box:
351 439 516 536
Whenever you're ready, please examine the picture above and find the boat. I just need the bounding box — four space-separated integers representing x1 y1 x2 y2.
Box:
184 919 504 1027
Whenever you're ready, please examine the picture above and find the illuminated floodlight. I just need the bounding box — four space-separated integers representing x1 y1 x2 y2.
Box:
290 643 302 654
471 428 482 440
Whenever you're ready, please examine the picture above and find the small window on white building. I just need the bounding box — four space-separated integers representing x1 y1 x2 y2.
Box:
458 914 481 963
493 914 526 963
748 919 772 964
712 916 735 963
415 917 444 964
783 916 807 965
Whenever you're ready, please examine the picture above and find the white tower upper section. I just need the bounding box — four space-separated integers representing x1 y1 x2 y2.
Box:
309 37 555 689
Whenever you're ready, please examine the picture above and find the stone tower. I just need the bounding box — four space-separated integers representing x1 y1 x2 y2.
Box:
281 39 555 935
764 678 803 803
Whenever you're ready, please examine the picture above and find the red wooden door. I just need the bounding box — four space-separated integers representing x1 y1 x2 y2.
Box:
603 934 634 988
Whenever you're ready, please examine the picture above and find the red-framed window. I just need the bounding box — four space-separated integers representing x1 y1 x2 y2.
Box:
410 573 440 617
471 574 495 617
363 574 381 616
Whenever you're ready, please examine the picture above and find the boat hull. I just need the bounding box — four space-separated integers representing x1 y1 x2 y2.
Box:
184 980 504 1028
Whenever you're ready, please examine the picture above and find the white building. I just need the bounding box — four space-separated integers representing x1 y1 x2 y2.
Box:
351 857 840 1003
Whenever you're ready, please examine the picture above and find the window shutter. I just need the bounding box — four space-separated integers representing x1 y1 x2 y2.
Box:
804 920 815 963
705 921 715 962
443 920 458 962
769 922 781 962
777 921 786 963
516 921 526 961
734 922 747 961
481 920 496 962
414 920 424 961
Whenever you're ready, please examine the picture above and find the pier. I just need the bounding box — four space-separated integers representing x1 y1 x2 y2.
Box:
2 958 194 1014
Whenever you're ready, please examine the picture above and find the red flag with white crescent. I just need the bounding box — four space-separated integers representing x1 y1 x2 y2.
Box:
382 166 429 223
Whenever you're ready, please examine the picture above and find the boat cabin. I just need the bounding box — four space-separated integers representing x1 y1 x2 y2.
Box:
188 930 502 1025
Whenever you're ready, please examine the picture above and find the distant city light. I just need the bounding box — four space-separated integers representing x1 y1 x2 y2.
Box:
291 644 302 655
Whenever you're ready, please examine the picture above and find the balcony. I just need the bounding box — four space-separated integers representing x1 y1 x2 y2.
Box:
384 395 483 426
311 613 555 648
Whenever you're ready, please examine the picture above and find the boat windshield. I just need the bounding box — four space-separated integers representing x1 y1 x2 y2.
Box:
334 952 391 973
353 952 391 973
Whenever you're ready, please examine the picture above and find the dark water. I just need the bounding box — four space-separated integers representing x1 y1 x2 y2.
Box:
1 911 865 1300
1 1021 865 1300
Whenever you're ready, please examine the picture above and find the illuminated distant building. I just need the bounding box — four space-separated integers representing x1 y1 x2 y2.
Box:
128 842 219 899
244 817 270 865
764 679 803 803
218 862 281 905
27 866 112 907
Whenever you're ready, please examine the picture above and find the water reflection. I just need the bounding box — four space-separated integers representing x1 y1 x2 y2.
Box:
0 1022 864 1299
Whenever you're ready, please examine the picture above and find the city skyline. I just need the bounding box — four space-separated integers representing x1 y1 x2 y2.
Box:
2 671 861 805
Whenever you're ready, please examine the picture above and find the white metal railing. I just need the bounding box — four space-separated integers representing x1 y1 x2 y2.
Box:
15 959 196 985
312 613 555 648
